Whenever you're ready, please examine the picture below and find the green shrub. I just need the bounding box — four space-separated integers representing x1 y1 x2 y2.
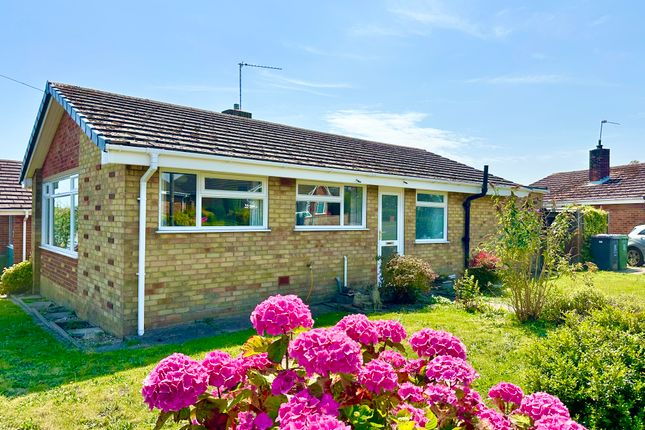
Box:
527 307 645 429
468 250 500 292
541 285 609 323
380 255 437 304
1 260 33 295
454 271 483 312
561 205 608 262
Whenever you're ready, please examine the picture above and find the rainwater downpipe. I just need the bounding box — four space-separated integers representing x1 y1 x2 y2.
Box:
137 151 159 336
22 210 29 262
462 165 489 269
343 256 348 289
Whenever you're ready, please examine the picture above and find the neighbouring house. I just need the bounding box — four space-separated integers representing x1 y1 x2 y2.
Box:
20 82 536 337
531 143 645 234
0 159 32 269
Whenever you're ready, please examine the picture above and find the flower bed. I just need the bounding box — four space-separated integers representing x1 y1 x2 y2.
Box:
142 294 584 429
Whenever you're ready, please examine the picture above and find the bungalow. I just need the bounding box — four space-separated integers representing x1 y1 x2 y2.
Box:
0 159 32 269
531 143 645 234
20 82 534 337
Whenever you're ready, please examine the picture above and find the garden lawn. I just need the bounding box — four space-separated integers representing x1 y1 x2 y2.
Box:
554 270 645 300
0 298 543 430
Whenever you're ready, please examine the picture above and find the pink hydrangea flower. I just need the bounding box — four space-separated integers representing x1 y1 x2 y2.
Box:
456 387 484 421
280 415 351 430
517 392 570 422
239 352 272 372
373 319 407 343
534 415 587 430
237 411 273 430
250 294 313 336
335 314 379 345
424 383 457 407
402 358 426 375
289 328 363 376
399 382 424 403
142 353 208 412
425 355 479 386
477 407 512 430
394 403 429 428
272 369 303 396
201 350 246 391
358 359 398 394
409 328 467 360
488 382 524 412
378 350 407 369
278 389 340 427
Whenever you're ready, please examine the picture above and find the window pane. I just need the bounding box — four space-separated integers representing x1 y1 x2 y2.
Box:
202 198 263 226
72 194 78 251
295 201 340 226
53 178 71 194
205 177 262 193
343 186 363 226
297 184 340 197
418 193 444 203
161 172 197 227
53 196 71 248
381 195 398 240
416 206 445 240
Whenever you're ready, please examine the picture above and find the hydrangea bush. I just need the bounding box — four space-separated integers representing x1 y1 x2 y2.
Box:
142 294 585 429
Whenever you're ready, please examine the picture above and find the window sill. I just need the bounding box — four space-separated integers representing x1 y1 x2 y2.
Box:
414 240 450 244
39 245 79 259
294 227 369 232
156 228 272 234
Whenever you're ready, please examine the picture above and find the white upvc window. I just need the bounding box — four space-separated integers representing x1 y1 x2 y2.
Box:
415 191 448 243
159 170 268 232
42 173 79 257
295 181 366 230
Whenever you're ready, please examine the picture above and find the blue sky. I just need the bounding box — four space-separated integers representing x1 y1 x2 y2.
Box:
1 0 643 184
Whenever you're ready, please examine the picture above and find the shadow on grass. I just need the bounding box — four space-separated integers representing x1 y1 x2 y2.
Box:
0 300 347 399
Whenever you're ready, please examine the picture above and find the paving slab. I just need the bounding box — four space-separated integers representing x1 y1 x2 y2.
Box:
68 327 105 339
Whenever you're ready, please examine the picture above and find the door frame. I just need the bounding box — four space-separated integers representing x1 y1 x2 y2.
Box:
377 187 405 281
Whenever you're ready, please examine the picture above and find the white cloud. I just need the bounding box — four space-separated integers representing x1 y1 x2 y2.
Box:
261 73 352 97
465 74 567 85
392 7 511 39
293 44 380 61
153 84 237 92
325 110 473 155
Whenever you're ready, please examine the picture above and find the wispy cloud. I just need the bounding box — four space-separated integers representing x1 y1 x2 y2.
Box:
465 74 567 85
261 73 352 97
392 7 511 39
325 110 475 155
589 14 610 26
292 44 381 61
153 84 237 92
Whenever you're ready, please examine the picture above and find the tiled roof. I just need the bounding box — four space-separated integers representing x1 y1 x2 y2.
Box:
0 159 31 210
531 162 645 202
48 82 520 188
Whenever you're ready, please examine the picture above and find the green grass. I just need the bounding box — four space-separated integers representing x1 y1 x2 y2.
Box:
1 270 640 430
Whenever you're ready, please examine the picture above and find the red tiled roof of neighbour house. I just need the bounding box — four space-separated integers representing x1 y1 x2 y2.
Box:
0 159 31 210
530 162 645 202
45 82 522 188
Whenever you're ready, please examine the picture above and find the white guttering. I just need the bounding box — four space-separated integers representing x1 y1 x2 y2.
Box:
102 144 537 197
22 211 30 262
548 197 645 208
137 151 159 336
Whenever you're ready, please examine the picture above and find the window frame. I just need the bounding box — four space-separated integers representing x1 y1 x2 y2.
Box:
41 172 79 258
294 180 367 231
414 190 448 243
158 169 269 232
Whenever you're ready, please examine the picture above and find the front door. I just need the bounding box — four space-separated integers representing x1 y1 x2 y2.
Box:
378 188 404 277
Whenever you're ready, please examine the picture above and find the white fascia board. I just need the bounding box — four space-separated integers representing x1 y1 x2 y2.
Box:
549 198 645 208
103 144 531 196
0 209 32 216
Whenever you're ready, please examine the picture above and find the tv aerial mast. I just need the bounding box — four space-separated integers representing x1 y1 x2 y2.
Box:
238 61 282 111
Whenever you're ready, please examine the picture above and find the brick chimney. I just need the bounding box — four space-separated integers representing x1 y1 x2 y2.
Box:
589 143 610 182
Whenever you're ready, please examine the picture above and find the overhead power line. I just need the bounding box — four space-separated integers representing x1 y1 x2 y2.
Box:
0 73 43 92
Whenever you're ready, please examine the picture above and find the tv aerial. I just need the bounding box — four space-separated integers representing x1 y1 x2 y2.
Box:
238 61 282 111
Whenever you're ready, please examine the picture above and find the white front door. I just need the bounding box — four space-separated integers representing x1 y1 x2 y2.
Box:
378 188 404 277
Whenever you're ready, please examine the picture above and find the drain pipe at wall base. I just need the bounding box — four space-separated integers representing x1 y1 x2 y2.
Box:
462 165 489 270
22 210 30 262
137 151 159 336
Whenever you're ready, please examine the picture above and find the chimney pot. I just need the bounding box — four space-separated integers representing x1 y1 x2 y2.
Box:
589 144 610 182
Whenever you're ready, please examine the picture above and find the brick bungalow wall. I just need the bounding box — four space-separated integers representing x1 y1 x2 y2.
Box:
34 110 501 337
594 203 645 234
0 215 31 267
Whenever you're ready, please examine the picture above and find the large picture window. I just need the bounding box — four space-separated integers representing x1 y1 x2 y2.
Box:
415 192 447 242
42 174 79 256
295 182 365 229
160 171 267 231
